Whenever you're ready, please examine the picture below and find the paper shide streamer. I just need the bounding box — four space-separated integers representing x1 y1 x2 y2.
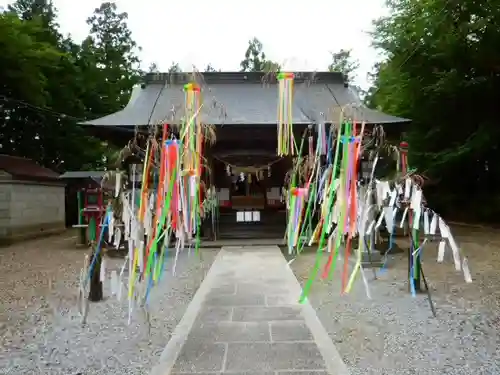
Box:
277 72 295 156
278 105 473 313
77 76 212 326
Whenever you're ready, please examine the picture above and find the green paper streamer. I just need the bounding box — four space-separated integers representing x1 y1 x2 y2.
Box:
286 132 307 248
299 120 345 303
327 120 352 280
144 159 178 282
89 216 97 242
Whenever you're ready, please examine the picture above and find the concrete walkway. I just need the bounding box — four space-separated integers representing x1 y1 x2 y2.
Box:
150 246 348 375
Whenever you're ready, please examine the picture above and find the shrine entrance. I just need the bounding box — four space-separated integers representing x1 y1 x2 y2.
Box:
209 126 292 240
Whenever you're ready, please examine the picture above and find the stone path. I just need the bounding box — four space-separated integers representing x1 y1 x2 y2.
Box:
150 246 348 375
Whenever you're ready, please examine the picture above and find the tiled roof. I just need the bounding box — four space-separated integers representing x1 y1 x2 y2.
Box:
59 171 106 179
0 155 60 181
80 72 411 127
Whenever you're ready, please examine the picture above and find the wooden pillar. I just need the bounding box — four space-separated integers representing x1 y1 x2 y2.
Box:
205 146 215 240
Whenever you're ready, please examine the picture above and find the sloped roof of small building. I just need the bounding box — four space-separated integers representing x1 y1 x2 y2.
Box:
0 155 60 182
60 170 114 190
59 171 106 179
80 72 410 127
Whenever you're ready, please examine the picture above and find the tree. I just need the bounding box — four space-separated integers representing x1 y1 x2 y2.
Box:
328 49 359 82
3 0 111 171
7 0 60 44
368 0 500 220
167 62 181 73
205 63 217 72
84 2 142 113
0 12 62 159
262 60 281 73
148 62 160 73
240 37 280 72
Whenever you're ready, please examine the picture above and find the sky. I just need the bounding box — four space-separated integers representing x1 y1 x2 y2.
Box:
1 0 389 90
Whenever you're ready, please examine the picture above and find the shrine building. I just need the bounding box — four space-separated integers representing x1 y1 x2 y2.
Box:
81 71 409 240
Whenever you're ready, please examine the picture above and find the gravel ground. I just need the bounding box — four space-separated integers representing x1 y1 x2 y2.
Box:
291 226 500 375
0 234 218 375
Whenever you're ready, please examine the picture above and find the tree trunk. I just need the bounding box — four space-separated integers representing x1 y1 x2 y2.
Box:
88 249 103 302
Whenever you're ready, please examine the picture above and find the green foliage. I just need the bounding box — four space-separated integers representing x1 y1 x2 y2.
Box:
205 63 218 72
167 62 181 73
240 37 280 72
83 2 141 114
0 0 140 171
148 62 160 73
367 0 500 220
328 49 359 83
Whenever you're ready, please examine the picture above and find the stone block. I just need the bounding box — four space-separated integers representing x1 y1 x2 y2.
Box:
208 283 237 295
195 306 232 324
205 293 266 307
171 342 226 373
189 321 270 342
265 294 299 306
270 321 314 341
172 373 274 375
225 342 326 371
232 306 302 322
279 372 328 375
236 282 289 295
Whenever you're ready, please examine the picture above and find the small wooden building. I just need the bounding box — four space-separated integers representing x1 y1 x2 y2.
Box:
81 71 410 240
59 171 107 227
0 155 66 245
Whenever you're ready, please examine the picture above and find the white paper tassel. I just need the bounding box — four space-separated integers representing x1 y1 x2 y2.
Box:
383 207 394 233
429 213 437 235
100 258 106 282
370 156 379 182
138 240 145 273
189 175 197 197
173 238 182 276
404 178 411 199
115 172 121 197
388 189 397 207
114 228 122 249
108 215 114 242
326 232 334 253
462 257 472 283
366 219 376 235
438 218 449 238
400 206 408 228
375 210 385 231
437 241 446 262
412 209 421 230
448 234 461 271
110 270 118 295
410 187 422 210
360 265 372 299
423 210 430 234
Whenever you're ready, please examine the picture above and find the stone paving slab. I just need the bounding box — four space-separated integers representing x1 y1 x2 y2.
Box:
170 373 275 375
190 321 271 342
149 246 349 375
270 321 314 342
225 342 325 372
232 306 303 322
